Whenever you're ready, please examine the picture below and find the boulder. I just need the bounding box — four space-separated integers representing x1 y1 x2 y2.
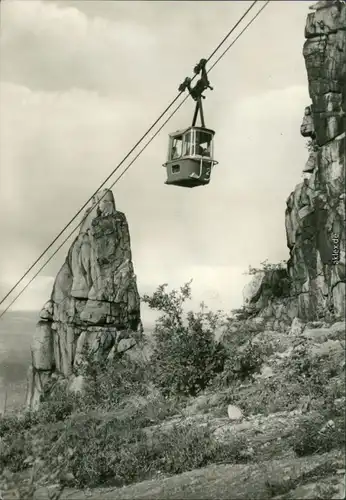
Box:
227 405 243 422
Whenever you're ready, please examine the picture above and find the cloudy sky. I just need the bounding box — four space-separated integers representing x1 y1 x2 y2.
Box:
0 0 312 322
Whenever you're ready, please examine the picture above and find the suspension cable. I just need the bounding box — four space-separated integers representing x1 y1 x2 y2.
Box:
0 1 259 309
0 1 270 318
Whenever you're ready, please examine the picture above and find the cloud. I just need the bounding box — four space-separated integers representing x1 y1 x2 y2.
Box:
0 1 313 318
0 82 148 267
1 0 158 94
0 81 311 316
0 0 309 99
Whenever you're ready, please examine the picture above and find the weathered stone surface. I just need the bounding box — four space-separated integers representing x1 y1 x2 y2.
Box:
303 13 346 144
117 337 137 354
300 106 316 138
241 268 296 333
31 321 54 371
68 374 86 395
303 151 318 173
26 189 142 410
227 405 243 421
286 135 345 320
306 1 346 38
39 300 53 321
285 2 345 321
36 450 344 500
25 367 52 410
289 317 306 336
304 33 346 116
242 272 265 306
303 320 345 342
242 269 291 310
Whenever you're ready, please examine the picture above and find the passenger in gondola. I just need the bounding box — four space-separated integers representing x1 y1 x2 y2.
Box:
196 144 206 156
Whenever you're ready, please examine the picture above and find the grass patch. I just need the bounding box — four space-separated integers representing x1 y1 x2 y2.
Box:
35 417 249 488
264 459 342 498
291 413 345 457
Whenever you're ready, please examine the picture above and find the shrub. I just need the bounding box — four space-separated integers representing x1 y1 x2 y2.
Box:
0 411 40 472
216 339 264 387
242 259 292 302
282 337 341 398
244 259 288 276
233 378 304 416
142 282 227 397
291 413 346 457
38 388 82 423
40 417 249 489
0 429 33 473
218 316 263 351
82 354 152 410
230 306 258 321
0 411 38 437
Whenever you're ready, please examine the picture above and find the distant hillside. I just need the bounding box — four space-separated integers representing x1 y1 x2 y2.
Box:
0 310 155 412
0 311 37 411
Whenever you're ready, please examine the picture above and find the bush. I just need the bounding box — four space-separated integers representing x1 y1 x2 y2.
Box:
230 306 258 321
38 389 82 423
282 337 341 398
0 411 38 473
230 378 304 417
40 417 249 488
244 259 288 276
82 355 152 410
0 430 33 473
216 339 264 387
242 259 292 302
0 411 38 437
291 413 345 457
142 282 227 397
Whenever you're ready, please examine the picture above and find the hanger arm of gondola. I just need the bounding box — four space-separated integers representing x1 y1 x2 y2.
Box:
178 58 213 101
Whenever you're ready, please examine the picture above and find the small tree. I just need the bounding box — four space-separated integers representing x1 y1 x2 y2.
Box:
244 259 288 276
142 282 227 397
242 259 291 299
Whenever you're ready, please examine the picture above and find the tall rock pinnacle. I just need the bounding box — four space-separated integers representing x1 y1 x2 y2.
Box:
285 0 345 320
26 189 142 409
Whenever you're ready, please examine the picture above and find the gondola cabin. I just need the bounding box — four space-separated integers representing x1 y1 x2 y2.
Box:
163 126 218 188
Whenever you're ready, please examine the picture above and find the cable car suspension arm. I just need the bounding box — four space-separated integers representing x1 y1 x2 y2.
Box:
178 59 213 128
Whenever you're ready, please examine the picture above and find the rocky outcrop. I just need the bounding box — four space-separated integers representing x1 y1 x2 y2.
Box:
26 189 142 410
241 267 297 332
242 268 292 309
240 1 345 326
35 450 345 500
30 320 345 499
285 0 346 320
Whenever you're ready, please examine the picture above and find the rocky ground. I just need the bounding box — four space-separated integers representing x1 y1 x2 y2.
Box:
1 319 345 500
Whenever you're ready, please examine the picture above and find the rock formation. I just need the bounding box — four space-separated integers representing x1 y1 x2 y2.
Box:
242 0 345 323
242 266 297 332
26 189 142 410
285 0 346 320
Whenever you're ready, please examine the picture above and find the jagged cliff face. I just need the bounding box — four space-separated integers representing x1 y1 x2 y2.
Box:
285 0 345 320
26 189 142 410
242 1 345 325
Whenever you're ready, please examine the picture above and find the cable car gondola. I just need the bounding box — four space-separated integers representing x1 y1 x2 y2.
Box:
163 59 218 188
